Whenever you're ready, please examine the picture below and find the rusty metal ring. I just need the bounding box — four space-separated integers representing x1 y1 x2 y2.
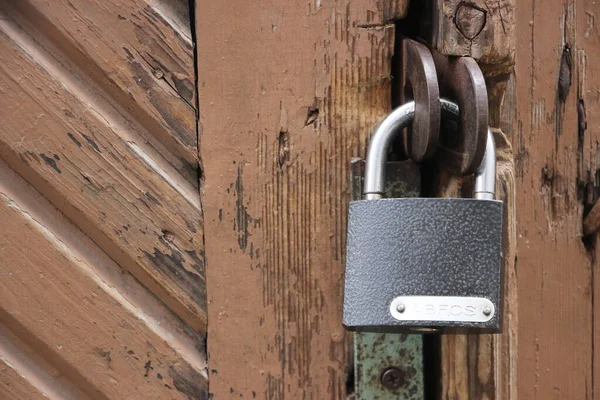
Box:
400 38 440 162
431 50 488 175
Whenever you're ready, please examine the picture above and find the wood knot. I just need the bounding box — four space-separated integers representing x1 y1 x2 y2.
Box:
152 68 164 79
455 3 487 40
161 229 175 243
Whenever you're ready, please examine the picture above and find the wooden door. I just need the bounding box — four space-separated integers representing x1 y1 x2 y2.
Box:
0 1 207 399
195 0 597 399
2 0 599 399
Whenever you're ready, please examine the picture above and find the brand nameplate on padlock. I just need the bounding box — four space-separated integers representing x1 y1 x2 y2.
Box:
389 296 495 322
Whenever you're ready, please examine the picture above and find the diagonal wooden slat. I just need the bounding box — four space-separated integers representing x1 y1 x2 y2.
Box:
4 0 198 184
0 165 207 399
0 9 206 333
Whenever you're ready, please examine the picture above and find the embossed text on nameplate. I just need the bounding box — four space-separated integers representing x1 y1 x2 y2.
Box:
389 296 495 323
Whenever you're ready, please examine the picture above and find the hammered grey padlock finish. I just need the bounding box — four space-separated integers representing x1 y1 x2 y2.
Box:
344 198 503 332
343 99 504 333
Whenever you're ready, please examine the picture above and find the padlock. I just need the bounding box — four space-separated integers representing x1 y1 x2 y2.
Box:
343 99 503 333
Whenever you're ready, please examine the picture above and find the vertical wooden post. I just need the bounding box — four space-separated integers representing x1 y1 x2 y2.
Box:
429 1 518 399
195 1 407 398
509 0 599 398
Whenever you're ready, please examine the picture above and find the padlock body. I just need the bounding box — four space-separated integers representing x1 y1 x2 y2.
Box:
343 197 503 333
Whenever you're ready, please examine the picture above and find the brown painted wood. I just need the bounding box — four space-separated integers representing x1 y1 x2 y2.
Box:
577 3 600 397
0 325 92 400
513 0 596 398
0 0 205 398
4 0 198 184
0 361 49 400
0 182 206 399
196 0 407 398
507 0 599 398
0 11 206 333
593 235 600 400
579 17 600 399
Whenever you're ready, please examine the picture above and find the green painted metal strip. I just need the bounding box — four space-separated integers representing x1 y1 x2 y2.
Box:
350 159 424 400
355 333 423 399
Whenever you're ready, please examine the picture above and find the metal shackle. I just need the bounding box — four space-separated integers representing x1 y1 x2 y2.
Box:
363 99 496 201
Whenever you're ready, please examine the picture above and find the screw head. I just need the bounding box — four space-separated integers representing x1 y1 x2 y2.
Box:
381 367 405 390
396 304 405 313
483 307 492 316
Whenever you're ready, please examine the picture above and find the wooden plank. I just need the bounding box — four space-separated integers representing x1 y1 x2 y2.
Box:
510 0 596 398
428 0 515 66
577 9 600 398
577 1 600 399
0 14 206 332
196 0 407 398
0 326 90 400
0 164 207 399
3 0 198 184
0 362 50 400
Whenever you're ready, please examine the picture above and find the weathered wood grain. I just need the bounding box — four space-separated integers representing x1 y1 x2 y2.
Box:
583 199 600 236
0 361 49 400
510 0 598 398
0 174 207 399
3 0 198 184
0 15 206 332
429 0 515 66
196 0 407 398
0 326 91 400
576 4 600 396
593 235 600 400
